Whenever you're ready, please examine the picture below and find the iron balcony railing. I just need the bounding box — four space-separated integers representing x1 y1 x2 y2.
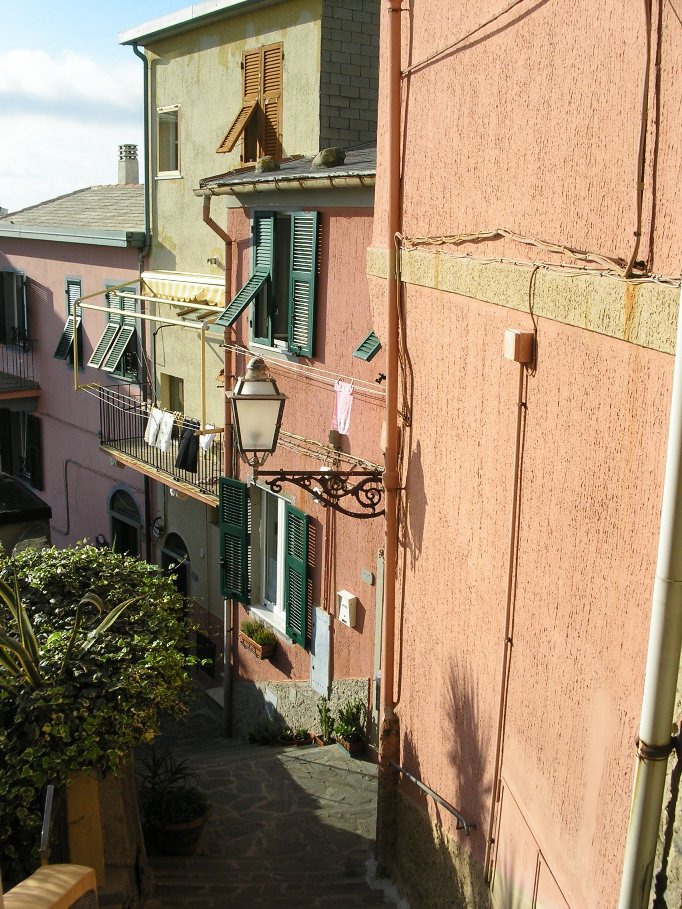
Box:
0 332 38 392
98 385 222 499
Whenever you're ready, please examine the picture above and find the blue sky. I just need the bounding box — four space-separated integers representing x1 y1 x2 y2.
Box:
1 1 180 213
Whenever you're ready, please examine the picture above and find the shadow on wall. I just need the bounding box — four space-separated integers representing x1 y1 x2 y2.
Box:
392 654 493 909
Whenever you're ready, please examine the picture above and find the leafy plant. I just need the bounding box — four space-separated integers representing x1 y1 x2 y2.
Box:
334 698 367 744
247 714 282 744
138 748 209 825
240 618 277 646
0 543 193 886
317 698 335 744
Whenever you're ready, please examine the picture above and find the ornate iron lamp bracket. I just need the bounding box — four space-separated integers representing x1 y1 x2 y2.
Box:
257 470 385 519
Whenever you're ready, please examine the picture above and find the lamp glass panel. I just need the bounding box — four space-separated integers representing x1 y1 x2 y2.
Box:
233 397 283 452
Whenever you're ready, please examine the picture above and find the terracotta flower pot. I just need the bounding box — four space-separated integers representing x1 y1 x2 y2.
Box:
336 736 366 755
149 811 209 856
238 630 275 660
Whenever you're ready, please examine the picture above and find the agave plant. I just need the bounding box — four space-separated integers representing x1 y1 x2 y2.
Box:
0 570 138 693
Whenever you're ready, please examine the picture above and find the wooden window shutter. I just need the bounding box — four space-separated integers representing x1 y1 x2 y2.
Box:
219 477 250 602
217 49 262 155
53 315 80 360
284 504 310 646
243 48 261 100
216 100 258 154
66 280 81 318
88 323 120 368
215 213 274 329
287 211 318 357
26 414 43 490
101 325 135 372
352 330 382 362
261 44 283 159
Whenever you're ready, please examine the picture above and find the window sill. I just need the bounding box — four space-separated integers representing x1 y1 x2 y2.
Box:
156 172 183 180
248 604 292 644
248 342 299 362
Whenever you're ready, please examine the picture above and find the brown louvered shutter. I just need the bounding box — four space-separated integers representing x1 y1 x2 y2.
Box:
261 44 283 159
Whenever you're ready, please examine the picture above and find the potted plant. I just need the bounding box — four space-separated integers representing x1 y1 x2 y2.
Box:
313 698 335 747
138 748 210 856
334 698 368 755
293 727 311 746
239 618 277 660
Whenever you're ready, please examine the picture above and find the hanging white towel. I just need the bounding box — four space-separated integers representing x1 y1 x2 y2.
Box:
155 411 175 452
332 381 354 435
144 407 163 445
199 424 216 451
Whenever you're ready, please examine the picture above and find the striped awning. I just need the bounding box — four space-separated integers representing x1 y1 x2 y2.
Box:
140 270 226 307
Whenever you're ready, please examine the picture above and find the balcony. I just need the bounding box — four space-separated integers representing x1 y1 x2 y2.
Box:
98 385 222 503
0 332 39 397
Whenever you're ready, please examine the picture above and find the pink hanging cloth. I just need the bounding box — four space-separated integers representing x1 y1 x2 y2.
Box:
332 381 354 435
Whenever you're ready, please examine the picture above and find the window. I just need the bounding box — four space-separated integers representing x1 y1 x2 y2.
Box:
160 374 184 413
217 43 283 162
219 477 310 646
215 210 318 356
157 106 180 175
88 288 139 381
54 278 83 366
0 270 28 349
109 489 141 557
0 409 42 489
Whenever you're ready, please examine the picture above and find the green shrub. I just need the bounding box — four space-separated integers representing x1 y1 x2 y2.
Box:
0 543 193 886
139 748 209 824
240 618 277 646
334 698 367 744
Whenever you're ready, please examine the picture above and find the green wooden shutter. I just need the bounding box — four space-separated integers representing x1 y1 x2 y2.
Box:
215 271 268 329
287 212 317 356
284 504 309 646
353 330 381 362
219 477 250 602
88 323 120 368
53 315 81 360
249 212 276 345
26 414 42 490
216 213 274 331
102 325 136 371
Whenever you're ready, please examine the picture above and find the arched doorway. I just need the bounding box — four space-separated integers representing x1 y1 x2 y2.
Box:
109 489 141 557
161 532 189 597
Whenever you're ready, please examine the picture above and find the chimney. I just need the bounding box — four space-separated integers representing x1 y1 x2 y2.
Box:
118 144 139 184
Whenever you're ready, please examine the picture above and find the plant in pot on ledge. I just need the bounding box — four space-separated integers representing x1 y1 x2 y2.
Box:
334 698 368 755
239 618 277 660
313 698 335 747
138 748 210 856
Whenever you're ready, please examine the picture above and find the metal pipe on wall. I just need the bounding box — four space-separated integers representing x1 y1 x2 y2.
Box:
619 283 682 908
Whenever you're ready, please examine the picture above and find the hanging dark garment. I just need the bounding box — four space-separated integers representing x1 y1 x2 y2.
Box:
175 420 199 473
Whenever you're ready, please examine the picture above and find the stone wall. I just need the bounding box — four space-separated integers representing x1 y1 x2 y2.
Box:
232 677 370 741
319 0 379 149
386 790 491 909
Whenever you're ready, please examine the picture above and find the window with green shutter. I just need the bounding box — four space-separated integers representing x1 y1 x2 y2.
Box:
352 330 382 362
88 288 139 380
215 210 318 357
54 279 83 365
219 477 250 603
284 503 309 646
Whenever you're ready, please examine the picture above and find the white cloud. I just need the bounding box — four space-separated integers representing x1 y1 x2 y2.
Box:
0 48 144 212
0 112 143 213
0 49 140 110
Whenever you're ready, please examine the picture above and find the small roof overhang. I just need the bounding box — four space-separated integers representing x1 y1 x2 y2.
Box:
119 0 285 46
0 223 146 248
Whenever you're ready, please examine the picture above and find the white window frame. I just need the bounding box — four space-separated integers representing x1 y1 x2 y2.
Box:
156 105 181 178
250 486 288 636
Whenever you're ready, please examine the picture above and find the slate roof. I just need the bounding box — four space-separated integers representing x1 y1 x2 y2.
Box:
1 184 145 231
200 144 376 191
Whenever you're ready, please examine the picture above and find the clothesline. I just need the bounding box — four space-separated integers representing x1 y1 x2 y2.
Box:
222 342 386 399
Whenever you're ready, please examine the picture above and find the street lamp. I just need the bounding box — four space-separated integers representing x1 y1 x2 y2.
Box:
227 358 384 519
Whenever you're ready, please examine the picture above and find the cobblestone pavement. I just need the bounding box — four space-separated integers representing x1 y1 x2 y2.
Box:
138 696 392 908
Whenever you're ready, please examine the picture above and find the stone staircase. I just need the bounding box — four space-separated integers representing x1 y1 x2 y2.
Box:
138 702 396 909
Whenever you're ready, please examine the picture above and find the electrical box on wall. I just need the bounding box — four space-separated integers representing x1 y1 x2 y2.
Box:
503 328 535 364
337 589 357 628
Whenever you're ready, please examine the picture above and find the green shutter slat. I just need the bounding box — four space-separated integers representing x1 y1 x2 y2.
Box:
101 325 136 372
27 414 42 490
88 323 120 368
287 211 317 356
215 271 269 328
253 212 275 274
352 330 381 362
53 315 82 360
219 477 250 602
285 504 309 646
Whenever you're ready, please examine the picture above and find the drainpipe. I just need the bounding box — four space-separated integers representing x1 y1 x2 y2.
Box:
618 283 682 909
376 0 403 874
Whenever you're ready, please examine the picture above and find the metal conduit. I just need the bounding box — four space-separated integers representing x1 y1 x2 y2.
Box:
389 760 475 836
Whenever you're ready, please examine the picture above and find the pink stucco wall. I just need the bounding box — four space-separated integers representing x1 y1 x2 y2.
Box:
0 240 145 548
369 1 680 906
226 207 384 690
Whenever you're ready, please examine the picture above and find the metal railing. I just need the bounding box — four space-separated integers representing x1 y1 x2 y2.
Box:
0 332 37 391
389 760 475 835
98 385 222 498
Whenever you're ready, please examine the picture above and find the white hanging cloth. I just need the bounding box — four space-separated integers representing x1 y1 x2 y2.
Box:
332 381 354 435
144 407 163 445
